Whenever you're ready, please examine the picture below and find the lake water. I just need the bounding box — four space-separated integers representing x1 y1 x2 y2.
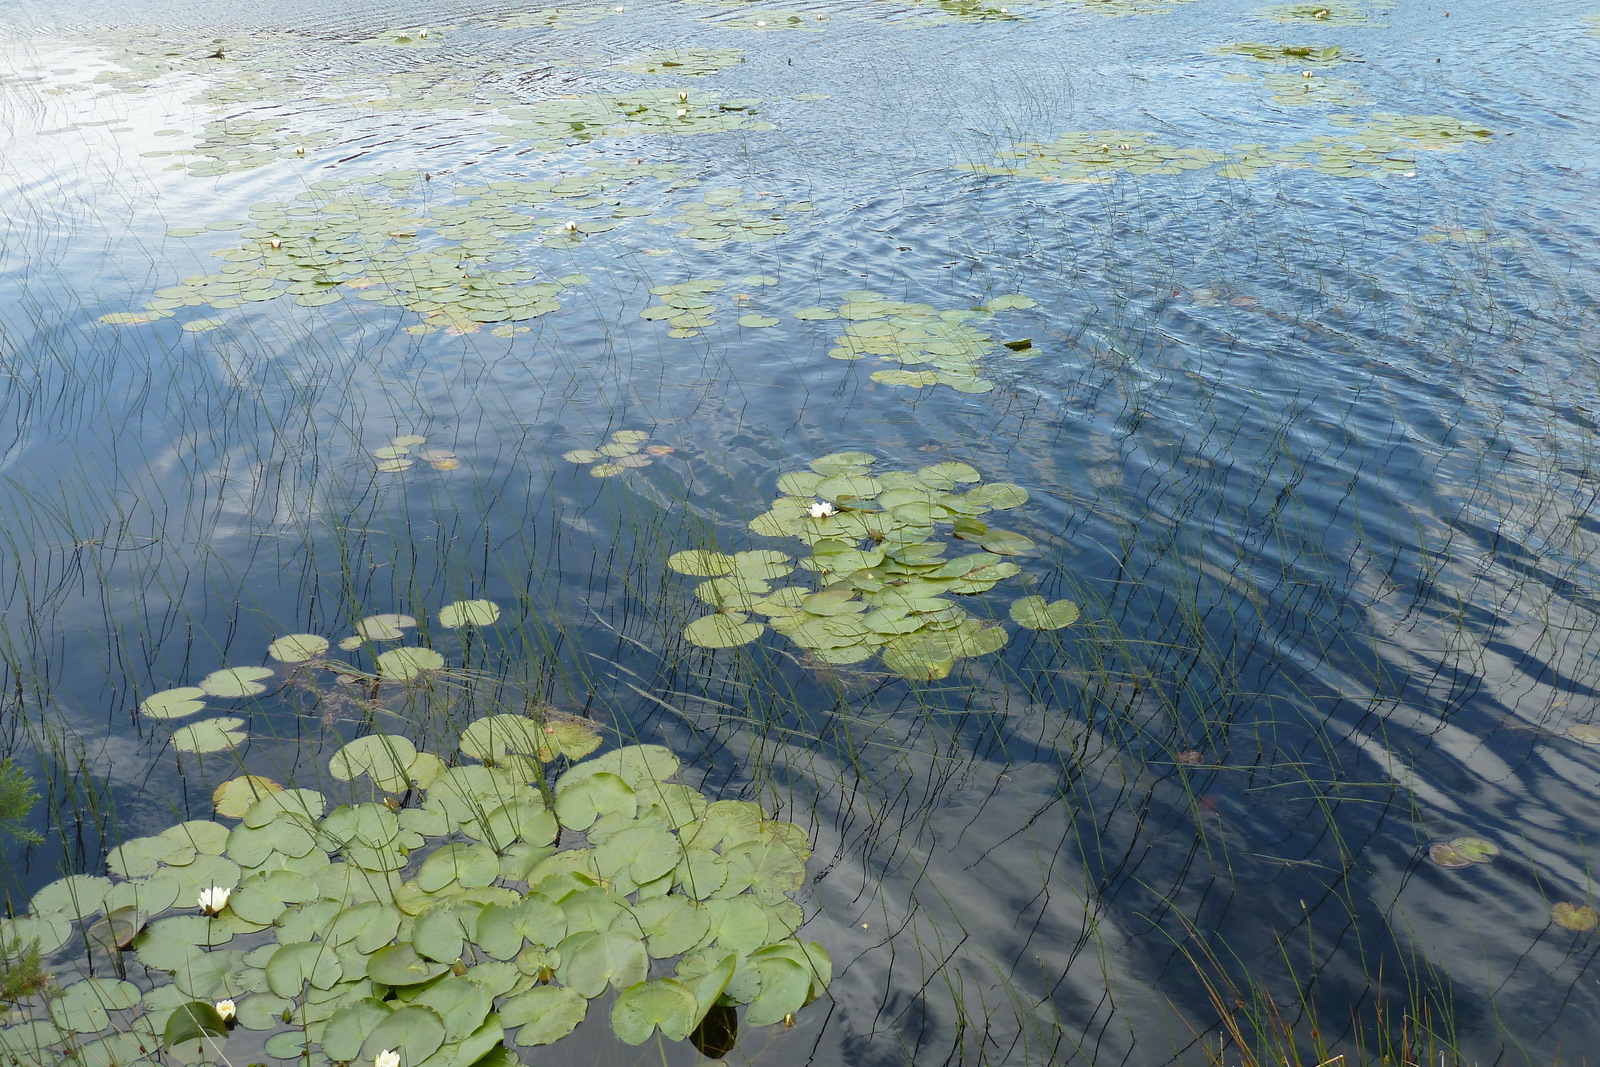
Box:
3 0 1600 1063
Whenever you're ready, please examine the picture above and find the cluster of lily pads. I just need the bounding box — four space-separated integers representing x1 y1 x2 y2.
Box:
798 290 1037 394
423 159 688 252
705 10 829 32
964 132 1231 182
1071 0 1195 14
671 452 1079 679
489 90 773 153
137 114 335 178
1217 41 1349 64
1260 1 1376 24
613 48 748 76
669 187 812 244
561 430 672 477
1428 835 1498 870
101 173 604 333
0 719 828 1065
638 276 782 338
1254 70 1367 108
490 7 615 30
339 60 524 113
886 0 1029 26
373 435 462 474
966 112 1491 184
135 600 503 753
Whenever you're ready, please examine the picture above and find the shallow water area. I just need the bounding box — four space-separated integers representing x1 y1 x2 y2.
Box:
3 0 1600 1064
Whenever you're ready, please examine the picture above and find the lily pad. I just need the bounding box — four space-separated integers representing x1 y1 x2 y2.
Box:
199 667 275 698
439 600 501 628
139 687 207 720
685 614 766 649
376 647 446 680
212 776 283 818
1552 902 1599 932
1010 596 1081 629
171 718 247 754
266 634 329 663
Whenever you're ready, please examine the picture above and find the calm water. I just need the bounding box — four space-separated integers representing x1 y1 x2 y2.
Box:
3 0 1600 1062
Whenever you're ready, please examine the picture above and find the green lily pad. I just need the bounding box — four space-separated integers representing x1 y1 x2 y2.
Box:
668 550 737 577
1552 902 1599 932
503 986 587 1046
1010 596 1081 629
139 687 207 720
212 776 282 818
329 735 418 792
171 717 247 754
198 667 275 698
360 1005 447 1065
266 634 329 663
685 613 765 648
376 647 446 680
612 977 702 1044
439 600 501 628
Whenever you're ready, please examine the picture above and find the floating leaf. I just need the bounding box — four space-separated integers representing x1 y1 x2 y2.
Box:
685 613 765 648
199 667 275 698
668 550 736 577
266 634 328 663
212 776 282 818
139 687 206 720
163 1002 227 1048
329 735 418 791
376 647 446 680
439 600 501 628
613 977 701 1044
1449 837 1499 863
360 1005 447 1065
503 986 587 1046
1010 596 1081 629
1552 902 1598 932
171 718 247 754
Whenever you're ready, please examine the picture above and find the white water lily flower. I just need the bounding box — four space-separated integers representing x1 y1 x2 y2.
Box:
197 886 232 915
214 1000 236 1024
676 108 688 117
375 1051 401 1067
808 499 837 519
564 220 578 233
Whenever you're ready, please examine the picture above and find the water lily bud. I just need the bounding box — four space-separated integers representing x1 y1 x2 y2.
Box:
197 886 232 915
375 1051 401 1067
268 238 282 249
214 1000 236 1024
294 145 305 156
808 500 837 519
678 91 689 103
564 220 578 233
418 27 429 37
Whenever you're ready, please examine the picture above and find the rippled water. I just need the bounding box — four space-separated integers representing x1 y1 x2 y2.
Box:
3 0 1600 1062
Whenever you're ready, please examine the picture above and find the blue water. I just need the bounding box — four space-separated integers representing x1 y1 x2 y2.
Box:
3 0 1600 1062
